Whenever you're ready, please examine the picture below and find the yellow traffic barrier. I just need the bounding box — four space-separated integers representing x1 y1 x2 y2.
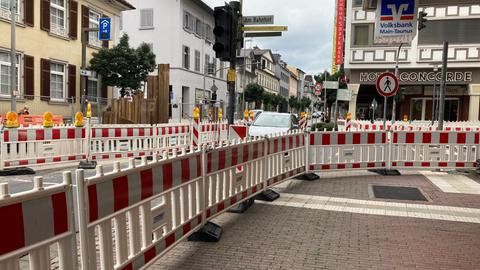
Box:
87 102 92 118
403 115 408 122
43 112 54 128
5 111 19 128
218 108 223 120
74 112 85 127
346 112 352 121
193 106 200 120
244 110 249 122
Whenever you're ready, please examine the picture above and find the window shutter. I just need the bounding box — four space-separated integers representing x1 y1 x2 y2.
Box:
68 65 76 103
40 0 50 32
102 15 110 48
24 55 35 99
40 59 51 101
82 5 89 43
25 0 34 27
69 1 78 40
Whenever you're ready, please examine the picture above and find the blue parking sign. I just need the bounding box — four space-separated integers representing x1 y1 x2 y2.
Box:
99 18 111 41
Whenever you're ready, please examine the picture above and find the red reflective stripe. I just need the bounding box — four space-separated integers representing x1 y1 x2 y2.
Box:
54 157 62 162
289 136 293 150
405 133 414 144
219 150 226 170
51 192 68 235
196 155 202 177
242 190 248 199
337 164 346 169
165 234 175 248
439 162 448 167
393 133 398 143
144 246 156 264
81 128 86 138
382 133 386 143
52 129 60 140
182 222 191 236
253 143 259 159
296 135 300 147
139 128 145 136
421 162 430 167
230 196 237 205
353 163 360 168
181 158 190 182
338 133 345 145
127 128 133 137
243 145 249 163
114 128 121 137
87 185 99 222
405 162 413 167
231 147 238 166
353 133 360 144
423 133 431 144
456 162 465 167
0 203 25 255
37 159 46 164
101 128 108 138
322 165 330 170
207 153 212 174
475 133 480 144
18 130 27 141
367 163 375 168
282 138 286 150
163 163 173 190
120 263 133 270
367 133 375 144
115 154 122 159
217 202 225 212
322 134 330 145
457 133 466 144
274 139 278 153
140 169 153 200
440 133 448 144
68 128 76 139
113 176 129 211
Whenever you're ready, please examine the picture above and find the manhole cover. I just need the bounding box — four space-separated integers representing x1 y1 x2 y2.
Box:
372 185 428 201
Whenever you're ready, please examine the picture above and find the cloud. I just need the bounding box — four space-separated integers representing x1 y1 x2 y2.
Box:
203 0 335 75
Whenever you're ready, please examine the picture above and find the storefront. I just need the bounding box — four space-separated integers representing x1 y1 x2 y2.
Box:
346 69 480 121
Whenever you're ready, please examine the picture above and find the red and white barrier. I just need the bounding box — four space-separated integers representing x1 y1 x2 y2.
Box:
0 174 77 270
229 125 248 141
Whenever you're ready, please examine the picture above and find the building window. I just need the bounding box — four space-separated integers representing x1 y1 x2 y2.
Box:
205 54 210 74
194 50 200 72
87 73 98 102
0 52 20 96
182 46 190 69
89 10 101 47
140 8 154 29
183 11 193 32
352 24 371 46
50 0 67 36
50 62 66 101
205 24 213 43
419 19 480 45
195 18 203 36
352 0 363 7
0 0 21 21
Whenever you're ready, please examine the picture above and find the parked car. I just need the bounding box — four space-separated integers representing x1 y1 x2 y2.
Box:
248 112 299 137
251 109 263 120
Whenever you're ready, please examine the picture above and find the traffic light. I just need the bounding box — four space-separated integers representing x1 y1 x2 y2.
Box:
211 92 217 104
213 5 233 61
418 11 428 31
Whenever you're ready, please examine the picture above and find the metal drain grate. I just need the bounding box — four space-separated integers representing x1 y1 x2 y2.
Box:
372 185 428 201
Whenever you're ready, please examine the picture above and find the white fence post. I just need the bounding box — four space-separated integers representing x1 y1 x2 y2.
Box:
305 130 310 175
76 169 92 270
0 132 4 171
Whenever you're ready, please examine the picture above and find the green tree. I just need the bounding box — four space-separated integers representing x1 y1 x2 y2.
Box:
244 83 265 109
289 96 299 112
89 34 156 97
314 70 347 106
299 97 312 111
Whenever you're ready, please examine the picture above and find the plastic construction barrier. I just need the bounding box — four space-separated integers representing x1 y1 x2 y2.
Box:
0 174 77 270
0 126 86 170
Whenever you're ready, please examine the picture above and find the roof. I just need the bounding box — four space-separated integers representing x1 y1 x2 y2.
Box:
252 46 270 56
304 75 314 82
115 0 135 10
238 49 253 58
191 0 214 15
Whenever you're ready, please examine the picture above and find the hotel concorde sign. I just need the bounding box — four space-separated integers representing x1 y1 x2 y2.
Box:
374 0 419 44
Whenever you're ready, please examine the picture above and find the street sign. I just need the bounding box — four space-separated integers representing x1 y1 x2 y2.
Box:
323 81 339 89
376 72 399 97
337 89 351 101
242 26 288 32
99 17 111 41
244 32 282 38
210 83 218 92
80 69 92 76
314 83 323 96
243 15 274 25
374 0 418 44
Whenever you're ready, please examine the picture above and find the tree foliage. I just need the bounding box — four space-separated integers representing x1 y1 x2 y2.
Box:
244 83 265 109
89 34 156 97
314 70 348 105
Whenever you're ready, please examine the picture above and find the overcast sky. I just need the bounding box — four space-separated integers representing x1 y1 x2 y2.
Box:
203 0 336 76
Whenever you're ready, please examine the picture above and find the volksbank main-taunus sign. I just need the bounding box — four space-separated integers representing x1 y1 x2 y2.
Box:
374 0 418 44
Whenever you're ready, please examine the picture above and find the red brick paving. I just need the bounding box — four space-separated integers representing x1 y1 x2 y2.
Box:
150 172 480 270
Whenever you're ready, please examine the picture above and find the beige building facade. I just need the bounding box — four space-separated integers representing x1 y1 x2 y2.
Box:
0 0 133 119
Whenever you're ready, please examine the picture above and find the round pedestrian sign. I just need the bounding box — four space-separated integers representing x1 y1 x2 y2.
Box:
375 72 399 97
314 83 323 96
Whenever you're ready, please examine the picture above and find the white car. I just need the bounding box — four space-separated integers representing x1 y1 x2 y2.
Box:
248 112 299 137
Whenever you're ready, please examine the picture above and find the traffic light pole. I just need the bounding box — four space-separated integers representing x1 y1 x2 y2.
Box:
438 41 448 131
227 62 236 125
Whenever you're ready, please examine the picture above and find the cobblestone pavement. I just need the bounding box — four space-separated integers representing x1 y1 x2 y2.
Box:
151 171 480 270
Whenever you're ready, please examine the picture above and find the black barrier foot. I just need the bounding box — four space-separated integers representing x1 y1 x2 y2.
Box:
187 222 222 242
255 189 280 202
296 173 320 181
227 198 254 213
0 167 36 176
369 169 401 176
78 160 97 170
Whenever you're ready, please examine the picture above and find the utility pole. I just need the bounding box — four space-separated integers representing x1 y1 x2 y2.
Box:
392 43 402 123
81 28 99 114
10 0 17 112
438 41 448 131
323 70 327 119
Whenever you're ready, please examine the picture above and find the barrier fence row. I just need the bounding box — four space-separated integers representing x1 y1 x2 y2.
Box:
1 129 479 269
0 122 229 170
348 120 480 132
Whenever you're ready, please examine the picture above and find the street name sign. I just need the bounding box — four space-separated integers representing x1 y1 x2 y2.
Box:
323 81 339 89
376 72 399 97
245 32 282 38
243 15 274 25
99 17 111 41
374 0 418 44
80 69 92 76
337 89 351 101
314 83 323 96
242 26 288 32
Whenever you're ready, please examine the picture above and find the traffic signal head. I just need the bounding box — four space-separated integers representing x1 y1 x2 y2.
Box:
418 11 428 31
213 6 233 61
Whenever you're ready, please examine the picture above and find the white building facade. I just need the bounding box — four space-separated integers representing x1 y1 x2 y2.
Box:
344 0 480 121
121 0 227 119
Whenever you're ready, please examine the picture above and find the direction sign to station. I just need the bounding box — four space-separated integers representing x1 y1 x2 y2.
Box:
314 83 323 96
323 81 339 89
375 72 399 97
243 15 274 25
